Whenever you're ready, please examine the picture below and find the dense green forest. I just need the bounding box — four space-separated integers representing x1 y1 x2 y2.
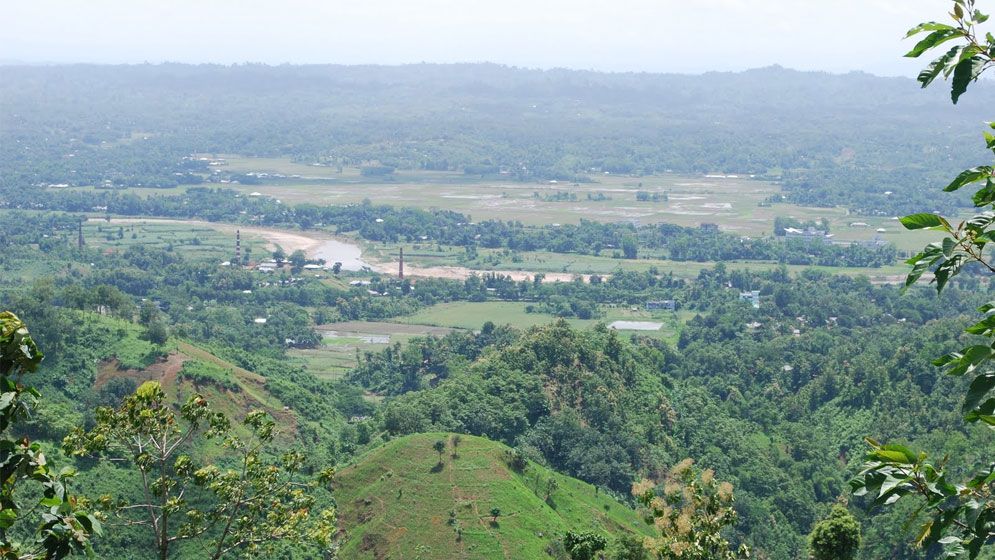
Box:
1 206 992 558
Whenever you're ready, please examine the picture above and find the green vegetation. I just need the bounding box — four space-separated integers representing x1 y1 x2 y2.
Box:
65 380 337 559
632 460 749 560
0 311 100 559
178 359 240 392
808 506 861 560
2 63 989 218
394 301 595 330
334 433 650 559
850 4 995 557
3 3 995 558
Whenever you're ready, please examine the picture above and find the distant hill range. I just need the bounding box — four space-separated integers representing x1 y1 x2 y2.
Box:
1 62 991 213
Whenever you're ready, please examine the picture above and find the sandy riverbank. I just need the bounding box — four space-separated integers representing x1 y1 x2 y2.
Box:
94 217 575 280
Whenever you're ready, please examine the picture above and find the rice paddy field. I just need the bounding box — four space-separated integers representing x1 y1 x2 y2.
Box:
360 241 910 282
393 301 690 340
291 304 691 381
219 157 942 252
290 321 457 381
80 219 265 263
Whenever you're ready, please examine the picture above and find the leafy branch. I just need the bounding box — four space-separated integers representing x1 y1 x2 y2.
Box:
906 0 995 103
851 3 995 558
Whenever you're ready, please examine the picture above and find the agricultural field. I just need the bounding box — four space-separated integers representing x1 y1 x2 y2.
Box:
392 301 690 343
81 219 263 263
294 304 690 382
290 321 456 381
218 157 943 251
361 241 911 282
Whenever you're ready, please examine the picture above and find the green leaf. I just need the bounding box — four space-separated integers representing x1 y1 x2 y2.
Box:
882 444 919 463
966 211 995 231
963 374 995 414
905 21 956 38
951 56 989 104
964 314 995 335
900 213 946 230
904 246 943 291
917 46 961 88
945 166 993 192
39 496 62 508
936 345 993 376
942 237 958 257
905 29 960 57
934 254 966 293
972 178 995 206
871 448 914 464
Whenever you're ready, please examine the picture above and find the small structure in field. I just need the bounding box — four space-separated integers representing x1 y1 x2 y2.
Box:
608 321 663 331
645 300 676 311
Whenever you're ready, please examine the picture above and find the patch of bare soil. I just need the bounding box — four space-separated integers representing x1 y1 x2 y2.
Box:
94 353 188 391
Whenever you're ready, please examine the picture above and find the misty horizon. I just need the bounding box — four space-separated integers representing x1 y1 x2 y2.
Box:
4 0 978 77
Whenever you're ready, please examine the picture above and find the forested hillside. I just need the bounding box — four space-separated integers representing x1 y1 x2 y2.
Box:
3 4 995 556
347 273 992 558
4 203 992 558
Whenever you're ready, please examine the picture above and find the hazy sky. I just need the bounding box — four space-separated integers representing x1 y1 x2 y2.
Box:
2 0 974 75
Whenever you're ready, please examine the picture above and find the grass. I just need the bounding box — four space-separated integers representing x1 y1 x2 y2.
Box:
335 433 650 560
216 158 955 250
362 240 911 281
393 302 590 331
392 301 689 343
81 219 264 263
290 322 456 381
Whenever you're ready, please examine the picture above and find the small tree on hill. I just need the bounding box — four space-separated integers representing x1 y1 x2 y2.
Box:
450 434 462 458
544 477 559 503
490 507 501 523
144 320 169 346
808 505 861 560
64 381 337 559
433 439 446 464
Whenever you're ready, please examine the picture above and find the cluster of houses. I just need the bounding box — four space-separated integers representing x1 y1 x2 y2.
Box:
252 258 326 274
645 300 677 311
782 226 834 244
739 290 761 308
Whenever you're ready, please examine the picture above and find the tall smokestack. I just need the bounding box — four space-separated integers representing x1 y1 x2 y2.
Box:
398 247 404 279
235 230 241 264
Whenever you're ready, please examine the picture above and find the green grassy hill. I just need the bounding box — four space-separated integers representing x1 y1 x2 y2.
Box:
335 432 651 559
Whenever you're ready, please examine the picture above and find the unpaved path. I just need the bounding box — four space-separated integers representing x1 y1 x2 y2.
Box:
370 262 586 283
